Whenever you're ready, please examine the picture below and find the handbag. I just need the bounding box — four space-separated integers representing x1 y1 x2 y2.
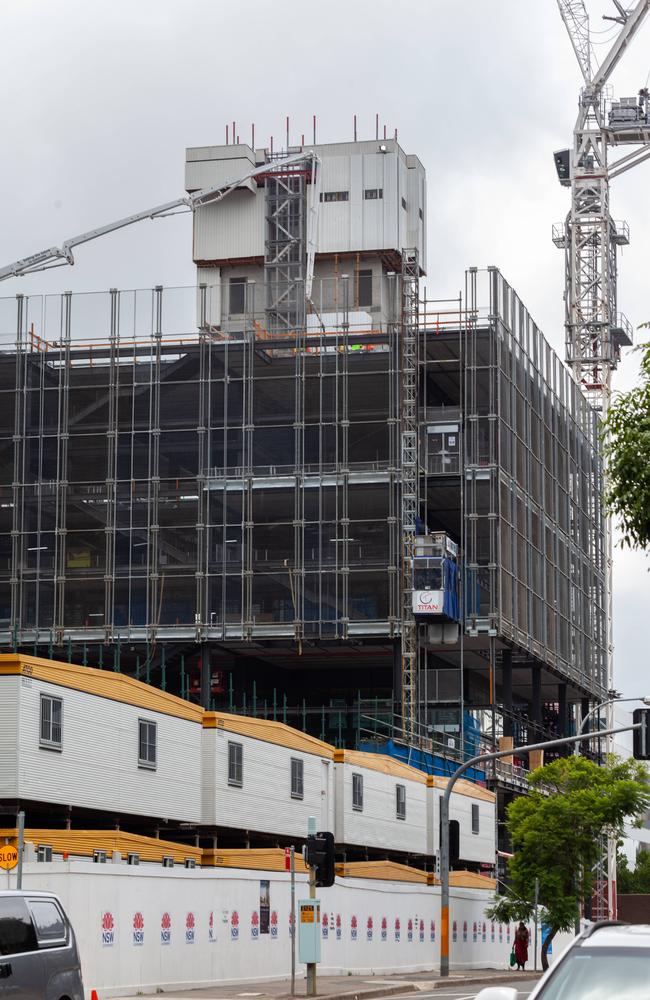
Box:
509 946 516 967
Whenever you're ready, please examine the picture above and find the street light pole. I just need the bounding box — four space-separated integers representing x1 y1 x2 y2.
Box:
439 722 640 978
574 695 650 755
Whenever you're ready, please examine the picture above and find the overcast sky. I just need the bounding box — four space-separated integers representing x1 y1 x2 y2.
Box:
0 0 647 698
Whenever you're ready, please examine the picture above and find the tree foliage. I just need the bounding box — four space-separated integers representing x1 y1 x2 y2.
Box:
602 340 650 550
617 848 650 894
486 755 650 970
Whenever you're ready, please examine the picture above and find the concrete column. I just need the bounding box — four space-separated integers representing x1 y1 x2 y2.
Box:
502 650 513 738
558 683 568 738
531 665 542 730
201 645 212 710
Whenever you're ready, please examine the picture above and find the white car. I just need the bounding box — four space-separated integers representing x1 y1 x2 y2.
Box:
476 922 650 1000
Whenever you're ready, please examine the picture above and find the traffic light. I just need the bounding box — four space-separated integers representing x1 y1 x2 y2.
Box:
440 819 460 864
305 831 336 887
633 709 650 760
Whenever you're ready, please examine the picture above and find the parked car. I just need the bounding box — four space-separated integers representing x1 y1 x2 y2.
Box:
0 890 83 1000
476 921 650 1000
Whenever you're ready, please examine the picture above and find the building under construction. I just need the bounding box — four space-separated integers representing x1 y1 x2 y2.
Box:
0 138 607 792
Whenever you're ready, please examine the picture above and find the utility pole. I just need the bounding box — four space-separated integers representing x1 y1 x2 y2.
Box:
16 810 24 890
439 722 641 977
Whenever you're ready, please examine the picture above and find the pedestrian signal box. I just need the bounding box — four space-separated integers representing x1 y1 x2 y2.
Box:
298 900 321 964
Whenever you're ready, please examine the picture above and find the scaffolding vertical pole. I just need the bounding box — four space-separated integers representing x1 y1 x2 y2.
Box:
10 296 26 645
400 249 420 742
147 287 163 646
53 292 72 646
196 286 209 639
104 289 119 644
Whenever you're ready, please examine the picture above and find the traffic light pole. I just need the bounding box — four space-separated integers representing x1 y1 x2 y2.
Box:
439 722 640 977
290 846 296 996
307 863 317 997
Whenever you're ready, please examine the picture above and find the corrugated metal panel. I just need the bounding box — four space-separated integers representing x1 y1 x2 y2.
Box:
202 726 334 836
0 675 18 796
185 155 256 194
336 860 427 883
0 654 203 723
0 828 201 864
16 678 202 823
193 190 264 262
334 761 427 854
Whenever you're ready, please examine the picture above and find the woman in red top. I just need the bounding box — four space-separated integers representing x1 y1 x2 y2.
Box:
514 922 530 971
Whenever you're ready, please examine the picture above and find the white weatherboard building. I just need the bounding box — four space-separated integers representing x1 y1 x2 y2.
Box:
0 654 495 870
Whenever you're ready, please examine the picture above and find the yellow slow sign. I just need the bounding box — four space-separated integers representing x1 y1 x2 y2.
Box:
0 845 18 870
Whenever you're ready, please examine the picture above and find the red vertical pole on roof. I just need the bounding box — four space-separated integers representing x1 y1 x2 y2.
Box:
375 113 379 140
313 115 316 145
226 124 229 145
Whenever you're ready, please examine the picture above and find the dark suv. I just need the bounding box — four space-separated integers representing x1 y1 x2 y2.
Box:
0 891 83 1000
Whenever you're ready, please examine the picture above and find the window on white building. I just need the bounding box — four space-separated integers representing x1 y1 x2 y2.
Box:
291 758 304 799
39 694 62 750
471 802 480 834
396 783 406 820
352 772 363 811
138 719 157 769
228 741 243 787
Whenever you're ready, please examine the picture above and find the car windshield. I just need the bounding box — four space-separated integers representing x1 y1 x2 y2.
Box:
538 947 650 999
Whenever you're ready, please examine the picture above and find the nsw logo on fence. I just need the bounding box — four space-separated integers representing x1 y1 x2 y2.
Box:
336 914 342 941
394 917 401 942
101 911 115 948
419 919 424 943
381 917 387 942
251 910 259 939
209 910 216 943
161 911 172 946
132 911 144 947
322 913 329 939
366 916 373 942
407 918 413 942
270 910 278 939
350 915 358 941
231 910 239 941
186 912 195 944
430 920 435 943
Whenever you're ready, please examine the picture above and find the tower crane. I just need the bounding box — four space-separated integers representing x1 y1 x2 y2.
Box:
554 0 650 921
554 0 650 411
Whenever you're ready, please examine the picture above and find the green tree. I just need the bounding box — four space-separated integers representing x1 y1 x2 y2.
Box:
602 339 650 550
486 756 649 971
618 848 650 894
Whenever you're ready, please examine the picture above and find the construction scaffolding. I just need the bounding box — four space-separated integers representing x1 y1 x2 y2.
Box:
0 267 607 727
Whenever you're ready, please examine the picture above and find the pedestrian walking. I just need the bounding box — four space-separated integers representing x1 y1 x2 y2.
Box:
514 921 530 971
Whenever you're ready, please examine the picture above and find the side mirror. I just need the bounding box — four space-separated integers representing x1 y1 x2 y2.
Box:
475 990 519 1000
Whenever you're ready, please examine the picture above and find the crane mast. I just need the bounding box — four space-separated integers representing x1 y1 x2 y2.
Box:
555 0 650 922
555 0 650 410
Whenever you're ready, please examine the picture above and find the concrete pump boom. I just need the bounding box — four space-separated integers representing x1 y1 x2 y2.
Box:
0 150 320 290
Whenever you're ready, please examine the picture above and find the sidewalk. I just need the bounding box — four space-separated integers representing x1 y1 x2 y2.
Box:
111 968 541 1000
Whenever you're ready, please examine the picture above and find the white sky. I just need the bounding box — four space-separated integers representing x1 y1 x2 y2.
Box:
0 0 646 698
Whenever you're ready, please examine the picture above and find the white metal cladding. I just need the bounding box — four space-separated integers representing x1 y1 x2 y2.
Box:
0 674 19 796
333 763 427 855
185 148 256 193
11 677 202 822
201 727 334 835
186 139 426 265
427 787 496 866
193 190 264 262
